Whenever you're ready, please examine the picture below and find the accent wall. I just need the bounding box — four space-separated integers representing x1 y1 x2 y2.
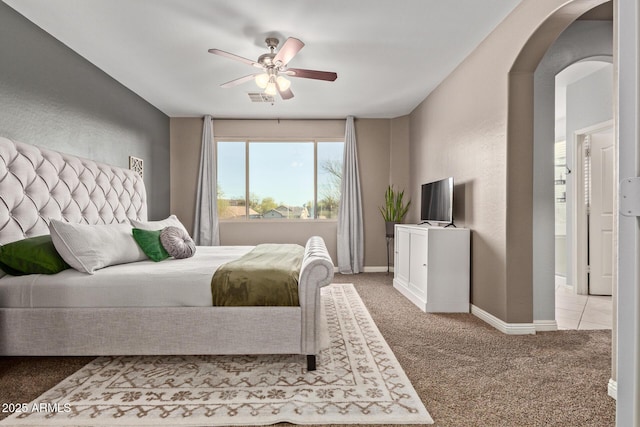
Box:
0 2 170 220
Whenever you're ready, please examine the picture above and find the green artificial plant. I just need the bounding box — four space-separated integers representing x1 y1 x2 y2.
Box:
379 185 411 223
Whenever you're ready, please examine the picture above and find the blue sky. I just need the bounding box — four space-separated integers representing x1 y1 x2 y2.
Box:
217 141 343 207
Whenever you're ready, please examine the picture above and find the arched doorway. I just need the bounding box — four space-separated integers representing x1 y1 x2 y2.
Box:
530 17 613 328
504 0 638 421
555 60 614 328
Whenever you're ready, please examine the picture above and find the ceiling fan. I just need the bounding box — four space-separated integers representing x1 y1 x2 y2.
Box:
208 37 338 100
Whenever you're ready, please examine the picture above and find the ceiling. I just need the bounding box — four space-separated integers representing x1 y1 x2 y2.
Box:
3 0 523 119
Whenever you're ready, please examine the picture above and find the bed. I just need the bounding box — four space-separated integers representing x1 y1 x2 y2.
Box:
0 136 334 370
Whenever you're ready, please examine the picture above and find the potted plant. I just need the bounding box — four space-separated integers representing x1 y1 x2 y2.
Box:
379 185 411 237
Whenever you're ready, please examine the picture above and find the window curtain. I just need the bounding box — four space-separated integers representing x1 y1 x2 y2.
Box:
337 116 364 274
193 115 220 246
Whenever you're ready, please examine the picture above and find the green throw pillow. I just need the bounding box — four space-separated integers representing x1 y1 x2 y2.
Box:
0 235 70 275
132 228 169 262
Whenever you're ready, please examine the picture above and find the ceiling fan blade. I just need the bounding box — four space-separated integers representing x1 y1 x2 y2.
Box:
220 74 258 88
278 86 294 100
285 68 338 81
274 37 304 66
208 48 262 69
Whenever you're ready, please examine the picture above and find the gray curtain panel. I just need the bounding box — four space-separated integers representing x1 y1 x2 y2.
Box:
337 116 364 274
193 115 220 246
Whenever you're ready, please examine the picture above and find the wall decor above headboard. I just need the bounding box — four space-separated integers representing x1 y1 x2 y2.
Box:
0 136 147 245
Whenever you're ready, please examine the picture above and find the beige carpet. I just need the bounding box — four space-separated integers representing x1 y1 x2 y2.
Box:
0 284 432 426
0 273 616 426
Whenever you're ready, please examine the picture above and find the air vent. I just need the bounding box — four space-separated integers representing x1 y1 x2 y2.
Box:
248 92 275 103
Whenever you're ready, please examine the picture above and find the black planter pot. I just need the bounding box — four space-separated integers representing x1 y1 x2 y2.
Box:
385 221 398 238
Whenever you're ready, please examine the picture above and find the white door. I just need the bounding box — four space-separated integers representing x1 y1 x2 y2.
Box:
588 127 614 295
408 230 427 301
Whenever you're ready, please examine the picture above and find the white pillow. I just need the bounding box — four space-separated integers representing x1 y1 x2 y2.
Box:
130 214 189 234
49 219 146 274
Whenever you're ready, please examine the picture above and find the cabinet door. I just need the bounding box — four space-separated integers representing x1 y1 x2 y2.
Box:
408 231 428 299
395 227 411 284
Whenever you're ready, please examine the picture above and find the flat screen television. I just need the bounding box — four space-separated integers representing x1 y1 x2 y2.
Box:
420 177 454 226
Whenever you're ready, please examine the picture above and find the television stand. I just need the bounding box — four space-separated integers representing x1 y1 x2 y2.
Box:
393 224 470 312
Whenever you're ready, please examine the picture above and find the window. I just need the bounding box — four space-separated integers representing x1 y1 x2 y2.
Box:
217 140 344 220
316 142 344 219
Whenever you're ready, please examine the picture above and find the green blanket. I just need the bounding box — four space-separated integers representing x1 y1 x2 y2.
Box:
211 243 304 306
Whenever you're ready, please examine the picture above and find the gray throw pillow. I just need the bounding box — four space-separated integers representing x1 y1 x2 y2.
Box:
160 226 196 259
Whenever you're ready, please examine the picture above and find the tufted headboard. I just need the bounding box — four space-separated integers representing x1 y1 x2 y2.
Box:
0 136 147 245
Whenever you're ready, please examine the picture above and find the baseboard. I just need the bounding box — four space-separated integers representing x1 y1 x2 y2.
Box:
364 266 393 273
471 305 536 335
334 266 393 274
534 320 558 332
608 378 617 400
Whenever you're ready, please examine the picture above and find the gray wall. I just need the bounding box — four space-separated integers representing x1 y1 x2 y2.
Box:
0 2 170 220
408 0 609 324
566 66 614 135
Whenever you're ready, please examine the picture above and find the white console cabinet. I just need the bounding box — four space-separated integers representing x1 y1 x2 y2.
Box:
393 224 470 312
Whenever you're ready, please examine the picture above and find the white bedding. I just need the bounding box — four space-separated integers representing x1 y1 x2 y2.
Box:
0 246 253 308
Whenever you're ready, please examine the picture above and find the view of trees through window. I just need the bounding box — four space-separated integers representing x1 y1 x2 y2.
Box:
217 140 344 220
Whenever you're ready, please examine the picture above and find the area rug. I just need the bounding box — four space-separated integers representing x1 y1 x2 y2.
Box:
0 284 432 426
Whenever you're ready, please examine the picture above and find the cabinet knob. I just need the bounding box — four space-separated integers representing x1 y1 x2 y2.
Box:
423 263 427 267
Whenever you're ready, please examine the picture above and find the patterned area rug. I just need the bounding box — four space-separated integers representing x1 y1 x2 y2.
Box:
1 284 432 426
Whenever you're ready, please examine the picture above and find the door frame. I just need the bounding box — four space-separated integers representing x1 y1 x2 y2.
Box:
572 119 614 295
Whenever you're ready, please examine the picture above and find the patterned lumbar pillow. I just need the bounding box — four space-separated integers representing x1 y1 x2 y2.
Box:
160 226 196 259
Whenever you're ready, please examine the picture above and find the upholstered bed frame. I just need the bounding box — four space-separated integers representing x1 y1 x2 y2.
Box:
0 137 334 370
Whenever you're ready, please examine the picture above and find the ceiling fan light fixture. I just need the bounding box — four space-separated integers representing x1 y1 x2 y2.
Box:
264 80 277 96
210 36 337 101
276 76 291 91
254 73 269 89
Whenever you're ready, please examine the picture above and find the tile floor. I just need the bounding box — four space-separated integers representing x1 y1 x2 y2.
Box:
555 285 612 330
